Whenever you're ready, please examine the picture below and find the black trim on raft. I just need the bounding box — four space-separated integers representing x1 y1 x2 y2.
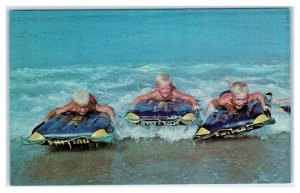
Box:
31 121 45 134
126 99 202 126
46 137 91 146
135 119 181 126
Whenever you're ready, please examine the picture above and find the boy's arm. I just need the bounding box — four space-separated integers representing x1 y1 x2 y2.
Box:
95 104 118 125
173 90 200 110
130 91 155 109
46 102 72 120
250 92 270 111
206 98 220 116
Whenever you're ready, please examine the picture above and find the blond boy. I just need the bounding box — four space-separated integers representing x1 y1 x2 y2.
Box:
131 73 200 110
46 90 117 125
206 81 270 115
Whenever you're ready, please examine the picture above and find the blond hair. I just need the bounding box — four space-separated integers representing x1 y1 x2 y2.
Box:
73 90 90 105
156 73 171 85
230 81 249 97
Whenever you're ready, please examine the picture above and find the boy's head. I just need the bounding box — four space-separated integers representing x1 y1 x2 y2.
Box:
156 73 172 98
73 90 90 115
230 81 249 109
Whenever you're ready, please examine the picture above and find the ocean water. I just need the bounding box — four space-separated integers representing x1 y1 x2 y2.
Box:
9 8 291 185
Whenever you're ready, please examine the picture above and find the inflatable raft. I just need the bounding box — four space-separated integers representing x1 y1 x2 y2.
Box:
193 93 276 140
23 111 114 146
126 99 202 126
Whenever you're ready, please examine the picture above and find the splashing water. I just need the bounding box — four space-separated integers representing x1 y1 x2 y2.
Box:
9 62 291 142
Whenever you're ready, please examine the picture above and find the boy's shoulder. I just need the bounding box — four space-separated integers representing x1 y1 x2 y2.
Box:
248 92 262 100
147 89 160 97
220 92 232 99
219 93 232 104
172 89 185 96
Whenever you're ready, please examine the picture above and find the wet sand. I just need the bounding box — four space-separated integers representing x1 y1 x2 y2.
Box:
10 133 291 185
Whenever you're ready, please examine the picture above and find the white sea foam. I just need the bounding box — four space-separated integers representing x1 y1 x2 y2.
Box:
244 108 291 139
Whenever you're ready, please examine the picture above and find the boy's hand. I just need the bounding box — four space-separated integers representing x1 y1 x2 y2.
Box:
205 109 214 117
111 117 119 126
262 105 270 111
192 105 200 111
42 118 49 123
205 103 215 116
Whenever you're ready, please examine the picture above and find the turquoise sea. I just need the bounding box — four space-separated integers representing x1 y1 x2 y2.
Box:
9 8 291 185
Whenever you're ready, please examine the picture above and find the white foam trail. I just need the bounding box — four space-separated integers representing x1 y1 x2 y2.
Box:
116 123 198 143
